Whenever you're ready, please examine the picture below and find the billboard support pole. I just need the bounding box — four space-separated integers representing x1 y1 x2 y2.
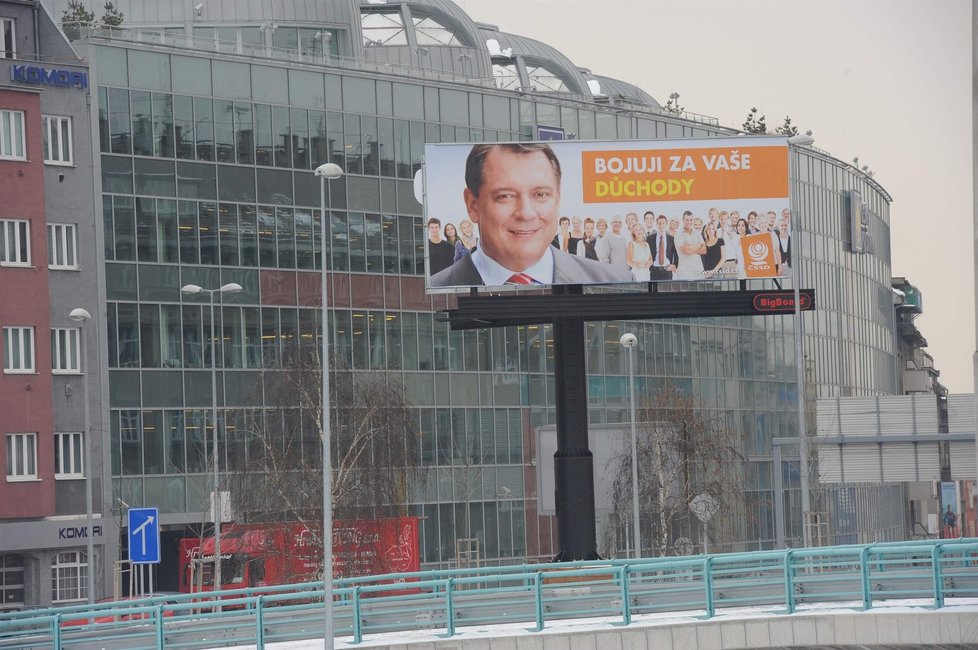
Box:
787 136 815 546
552 315 599 561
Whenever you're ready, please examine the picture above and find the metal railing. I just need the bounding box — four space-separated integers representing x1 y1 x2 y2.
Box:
2 538 976 649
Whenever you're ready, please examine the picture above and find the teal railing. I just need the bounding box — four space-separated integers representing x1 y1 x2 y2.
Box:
2 538 976 649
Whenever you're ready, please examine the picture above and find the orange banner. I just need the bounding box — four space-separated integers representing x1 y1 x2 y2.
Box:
580 145 788 203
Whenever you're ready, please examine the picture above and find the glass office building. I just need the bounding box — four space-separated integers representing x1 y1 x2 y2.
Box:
25 0 901 591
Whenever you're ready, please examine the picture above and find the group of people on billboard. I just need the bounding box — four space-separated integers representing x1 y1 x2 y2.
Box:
549 207 792 282
426 142 791 289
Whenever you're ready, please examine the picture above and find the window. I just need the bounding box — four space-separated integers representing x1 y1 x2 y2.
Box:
52 551 88 603
2 326 34 373
0 18 13 59
0 219 30 266
55 432 84 478
412 13 464 46
42 116 73 165
47 223 77 269
5 433 36 480
525 64 570 93
492 62 521 91
0 554 24 610
360 11 407 46
0 110 25 159
51 328 80 373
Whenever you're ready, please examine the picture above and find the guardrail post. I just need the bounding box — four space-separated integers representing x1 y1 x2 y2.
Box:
352 586 363 643
703 558 715 619
445 578 456 637
860 546 872 610
783 550 796 614
255 595 265 649
932 543 945 609
53 613 62 650
534 572 544 632
156 604 165 649
620 565 631 625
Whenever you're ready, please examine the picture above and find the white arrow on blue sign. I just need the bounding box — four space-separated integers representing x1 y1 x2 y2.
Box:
128 507 161 564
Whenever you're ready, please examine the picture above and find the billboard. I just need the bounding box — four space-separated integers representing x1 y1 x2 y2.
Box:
424 137 791 291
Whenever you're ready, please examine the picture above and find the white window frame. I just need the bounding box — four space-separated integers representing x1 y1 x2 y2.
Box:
54 431 84 479
51 327 81 374
52 551 88 603
42 115 73 166
0 110 26 160
47 223 78 270
0 18 14 60
0 218 31 266
5 433 37 481
2 326 35 374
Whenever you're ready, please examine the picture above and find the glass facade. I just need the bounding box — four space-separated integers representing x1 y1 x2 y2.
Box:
88 12 895 569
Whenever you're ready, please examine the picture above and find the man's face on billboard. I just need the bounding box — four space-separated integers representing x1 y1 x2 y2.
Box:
683 213 693 232
463 148 560 272
644 214 655 230
656 216 667 234
428 222 441 242
611 218 623 235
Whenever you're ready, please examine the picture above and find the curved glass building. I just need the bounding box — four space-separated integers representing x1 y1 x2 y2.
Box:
0 0 903 606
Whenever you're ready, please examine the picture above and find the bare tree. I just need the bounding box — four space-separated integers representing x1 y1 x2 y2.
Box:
608 385 746 557
224 341 423 578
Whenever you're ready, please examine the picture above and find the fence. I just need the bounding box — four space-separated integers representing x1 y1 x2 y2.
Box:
1 538 976 650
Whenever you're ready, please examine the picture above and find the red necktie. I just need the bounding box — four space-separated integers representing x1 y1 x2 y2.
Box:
506 273 535 285
658 236 665 266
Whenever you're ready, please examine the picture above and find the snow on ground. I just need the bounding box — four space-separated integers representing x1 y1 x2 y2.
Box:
212 598 978 649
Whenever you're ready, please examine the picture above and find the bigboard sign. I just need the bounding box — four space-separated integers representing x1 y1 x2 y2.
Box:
424 136 791 291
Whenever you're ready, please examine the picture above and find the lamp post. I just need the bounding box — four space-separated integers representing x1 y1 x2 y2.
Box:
68 307 94 603
619 333 640 558
786 134 815 545
315 161 343 648
179 282 242 594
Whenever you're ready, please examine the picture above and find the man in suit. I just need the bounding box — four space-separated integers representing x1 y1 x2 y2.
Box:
430 143 633 287
646 214 678 281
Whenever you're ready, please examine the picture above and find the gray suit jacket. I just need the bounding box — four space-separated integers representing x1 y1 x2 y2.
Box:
429 248 634 288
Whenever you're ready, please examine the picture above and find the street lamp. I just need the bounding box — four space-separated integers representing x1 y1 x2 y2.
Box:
68 307 94 603
619 333 640 558
180 282 242 594
314 161 343 648
786 134 815 545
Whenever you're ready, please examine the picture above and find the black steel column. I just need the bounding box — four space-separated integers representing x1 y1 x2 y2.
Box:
551 316 599 561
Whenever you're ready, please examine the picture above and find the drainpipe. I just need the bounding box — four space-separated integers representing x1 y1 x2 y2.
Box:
33 0 40 59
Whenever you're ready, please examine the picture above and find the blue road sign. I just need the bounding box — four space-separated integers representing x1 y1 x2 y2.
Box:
128 507 161 564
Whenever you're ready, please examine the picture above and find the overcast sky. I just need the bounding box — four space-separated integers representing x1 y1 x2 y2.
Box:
457 0 974 393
